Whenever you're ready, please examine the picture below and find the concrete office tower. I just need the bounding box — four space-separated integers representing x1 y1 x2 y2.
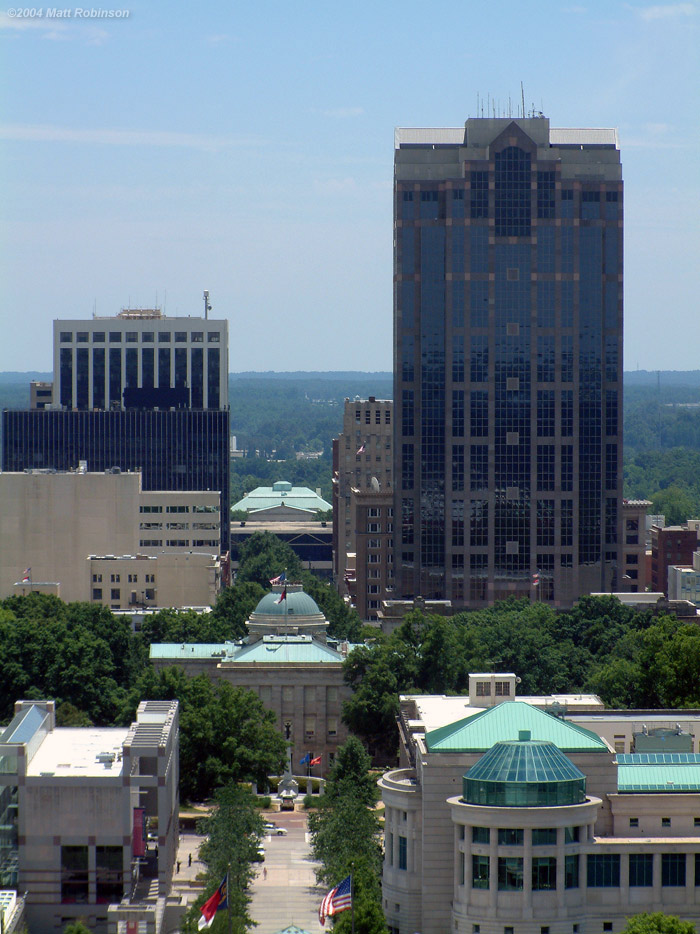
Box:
393 117 623 607
3 307 231 553
52 309 228 411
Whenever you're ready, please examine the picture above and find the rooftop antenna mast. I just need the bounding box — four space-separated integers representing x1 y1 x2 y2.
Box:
521 82 525 119
203 289 212 320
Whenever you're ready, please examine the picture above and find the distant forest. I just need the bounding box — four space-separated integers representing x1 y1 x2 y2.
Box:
5 369 700 521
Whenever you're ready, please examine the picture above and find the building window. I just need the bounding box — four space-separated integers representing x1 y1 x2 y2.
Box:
494 681 510 697
661 817 671 828
96 845 123 903
110 574 120 583
92 573 102 583
587 854 620 887
475 681 491 697
61 845 89 903
459 851 465 885
603 926 613 934
532 857 556 891
498 828 523 846
472 826 490 844
472 854 489 889
629 853 653 887
565 854 579 889
398 836 407 870
111 589 120 600
532 828 557 846
564 826 580 844
498 857 524 891
662 853 686 887
92 588 102 600
629 818 638 828
458 825 465 841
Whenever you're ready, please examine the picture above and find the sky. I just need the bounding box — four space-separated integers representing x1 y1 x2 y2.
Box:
1 0 698 374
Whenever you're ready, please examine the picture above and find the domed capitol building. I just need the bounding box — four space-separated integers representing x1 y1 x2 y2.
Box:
149 583 358 773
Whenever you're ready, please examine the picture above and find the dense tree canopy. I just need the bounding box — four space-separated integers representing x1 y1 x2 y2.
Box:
121 667 287 801
341 597 696 757
620 913 697 934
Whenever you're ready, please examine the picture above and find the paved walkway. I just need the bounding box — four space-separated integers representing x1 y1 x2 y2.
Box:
250 810 325 934
171 809 325 934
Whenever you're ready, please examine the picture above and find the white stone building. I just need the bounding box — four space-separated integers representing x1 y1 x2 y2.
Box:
379 675 700 934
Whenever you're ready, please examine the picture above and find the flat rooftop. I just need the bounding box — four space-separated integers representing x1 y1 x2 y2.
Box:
26 727 127 778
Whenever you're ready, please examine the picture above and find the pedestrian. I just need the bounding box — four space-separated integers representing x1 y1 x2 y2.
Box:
188 853 192 868
263 867 267 880
177 860 181 873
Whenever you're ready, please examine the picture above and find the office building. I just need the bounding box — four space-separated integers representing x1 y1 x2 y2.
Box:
0 469 221 604
651 524 700 595
2 307 230 553
380 677 700 934
53 309 228 411
393 117 623 607
2 407 230 553
0 698 181 934
332 398 394 617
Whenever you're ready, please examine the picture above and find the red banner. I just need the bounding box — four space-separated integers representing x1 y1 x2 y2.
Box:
132 807 146 858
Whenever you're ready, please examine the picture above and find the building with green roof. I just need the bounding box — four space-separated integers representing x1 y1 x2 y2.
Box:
379 680 700 934
232 480 332 520
150 584 357 775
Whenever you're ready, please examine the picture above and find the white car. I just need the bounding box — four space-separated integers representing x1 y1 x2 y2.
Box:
270 826 288 836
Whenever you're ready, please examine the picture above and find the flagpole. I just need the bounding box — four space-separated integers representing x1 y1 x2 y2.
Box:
227 863 232 934
350 872 354 934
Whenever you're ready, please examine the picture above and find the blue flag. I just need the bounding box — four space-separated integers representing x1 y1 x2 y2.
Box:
300 752 311 765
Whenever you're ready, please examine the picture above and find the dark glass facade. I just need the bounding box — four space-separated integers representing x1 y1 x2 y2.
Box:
394 118 623 606
2 409 230 551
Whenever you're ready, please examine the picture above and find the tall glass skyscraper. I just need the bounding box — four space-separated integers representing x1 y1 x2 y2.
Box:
393 117 622 607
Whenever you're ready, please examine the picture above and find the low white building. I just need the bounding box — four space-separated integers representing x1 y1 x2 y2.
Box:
380 674 700 934
0 699 181 933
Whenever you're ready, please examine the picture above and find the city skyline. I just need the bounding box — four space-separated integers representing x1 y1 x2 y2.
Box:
1 0 698 374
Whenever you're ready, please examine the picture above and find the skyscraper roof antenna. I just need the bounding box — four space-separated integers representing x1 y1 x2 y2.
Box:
521 82 525 119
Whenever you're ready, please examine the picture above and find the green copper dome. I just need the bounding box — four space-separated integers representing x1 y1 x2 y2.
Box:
463 739 586 807
251 590 323 619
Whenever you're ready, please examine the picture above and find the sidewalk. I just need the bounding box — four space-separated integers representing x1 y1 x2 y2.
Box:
171 809 325 934
249 810 325 934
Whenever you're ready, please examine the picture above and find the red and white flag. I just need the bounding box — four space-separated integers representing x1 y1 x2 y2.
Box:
319 875 352 926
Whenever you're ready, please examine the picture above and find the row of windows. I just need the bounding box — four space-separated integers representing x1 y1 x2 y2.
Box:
354 408 391 424
60 330 221 343
468 825 579 845
138 522 219 530
463 852 693 891
93 587 156 601
92 573 155 584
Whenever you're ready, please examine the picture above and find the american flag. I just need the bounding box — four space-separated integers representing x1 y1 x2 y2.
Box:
319 875 352 926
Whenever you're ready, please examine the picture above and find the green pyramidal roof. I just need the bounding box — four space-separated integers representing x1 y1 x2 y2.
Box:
425 701 608 754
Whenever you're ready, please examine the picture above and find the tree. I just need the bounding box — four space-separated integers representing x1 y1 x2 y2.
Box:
342 659 400 761
326 735 377 805
121 668 287 801
308 736 386 934
63 923 91 934
209 581 266 640
181 784 263 934
236 531 303 586
620 913 697 934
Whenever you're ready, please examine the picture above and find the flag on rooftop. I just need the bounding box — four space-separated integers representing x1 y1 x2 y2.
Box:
532 572 540 587
275 586 287 604
270 571 286 585
356 443 365 455
310 755 322 766
21 567 31 582
300 752 311 766
198 874 228 929
319 875 352 926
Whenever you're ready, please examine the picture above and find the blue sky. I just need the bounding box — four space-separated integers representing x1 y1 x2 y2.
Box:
1 0 698 373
